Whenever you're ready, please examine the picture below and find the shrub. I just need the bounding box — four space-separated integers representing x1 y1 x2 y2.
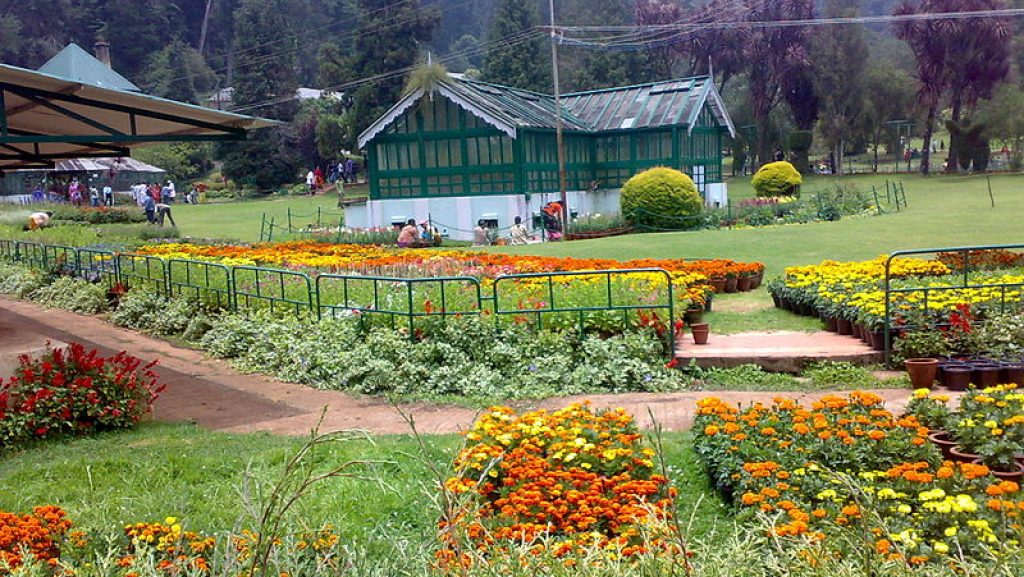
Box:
29 276 108 314
752 161 802 198
0 263 48 297
48 205 147 225
620 167 702 229
0 343 165 446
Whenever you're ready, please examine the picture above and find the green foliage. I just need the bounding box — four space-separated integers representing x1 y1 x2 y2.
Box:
803 361 884 389
620 167 702 228
221 0 303 191
892 330 951 362
977 312 1024 358
447 34 482 72
692 363 799 390
133 143 214 184
200 314 687 403
111 289 215 338
48 205 147 225
345 0 441 147
479 0 550 92
29 277 108 315
138 40 216 103
403 62 451 95
0 262 47 297
752 161 803 198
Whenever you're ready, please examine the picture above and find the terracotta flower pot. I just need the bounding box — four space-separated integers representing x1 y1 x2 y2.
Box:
725 276 738 293
710 277 726 293
928 431 957 460
943 366 972 391
971 364 1001 388
825 317 839 333
836 318 853 336
972 458 1024 482
904 357 938 389
1000 363 1024 385
949 445 980 464
736 275 753 292
690 323 710 345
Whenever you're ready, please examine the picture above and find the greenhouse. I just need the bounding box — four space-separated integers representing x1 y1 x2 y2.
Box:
350 74 735 238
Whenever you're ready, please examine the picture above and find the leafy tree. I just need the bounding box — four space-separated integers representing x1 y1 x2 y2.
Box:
133 143 215 183
862 63 917 172
345 0 440 147
634 0 686 81
686 0 816 168
94 0 184 81
894 0 1012 174
480 0 550 92
811 0 868 175
220 0 303 191
140 40 217 104
976 84 1024 170
318 41 350 87
447 34 482 72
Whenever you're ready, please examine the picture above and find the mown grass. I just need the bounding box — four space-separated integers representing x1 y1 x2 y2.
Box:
497 173 1024 274
0 423 732 554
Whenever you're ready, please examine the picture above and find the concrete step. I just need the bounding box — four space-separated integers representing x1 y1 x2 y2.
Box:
676 330 883 372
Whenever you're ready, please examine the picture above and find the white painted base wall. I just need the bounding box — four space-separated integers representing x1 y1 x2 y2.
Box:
345 184 728 242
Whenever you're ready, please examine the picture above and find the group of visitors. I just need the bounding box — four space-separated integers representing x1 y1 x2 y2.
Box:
397 219 442 248
328 158 359 184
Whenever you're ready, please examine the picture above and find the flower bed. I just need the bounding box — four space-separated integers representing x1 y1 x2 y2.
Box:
0 343 165 447
439 404 678 566
0 508 342 575
907 385 1024 472
693 392 1022 564
767 256 1024 348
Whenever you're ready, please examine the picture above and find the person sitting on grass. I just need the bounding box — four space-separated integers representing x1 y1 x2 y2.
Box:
23 211 53 231
397 218 418 248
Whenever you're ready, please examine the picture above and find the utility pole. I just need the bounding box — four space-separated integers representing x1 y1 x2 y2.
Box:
549 0 569 230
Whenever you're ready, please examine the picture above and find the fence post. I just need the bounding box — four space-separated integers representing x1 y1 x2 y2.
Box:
287 208 293 234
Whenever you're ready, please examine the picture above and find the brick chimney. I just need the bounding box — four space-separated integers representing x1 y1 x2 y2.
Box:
94 40 111 68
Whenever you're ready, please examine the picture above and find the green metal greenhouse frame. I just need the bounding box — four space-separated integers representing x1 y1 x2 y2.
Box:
358 75 736 201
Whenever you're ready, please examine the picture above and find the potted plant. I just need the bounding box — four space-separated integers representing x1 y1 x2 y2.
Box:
894 329 950 389
690 323 710 345
954 385 1024 479
905 389 956 457
724 272 738 293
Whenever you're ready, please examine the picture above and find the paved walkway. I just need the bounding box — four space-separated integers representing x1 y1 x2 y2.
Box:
0 297 920 436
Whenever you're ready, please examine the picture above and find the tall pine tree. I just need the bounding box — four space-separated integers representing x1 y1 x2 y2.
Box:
345 0 440 146
480 0 550 92
221 0 303 191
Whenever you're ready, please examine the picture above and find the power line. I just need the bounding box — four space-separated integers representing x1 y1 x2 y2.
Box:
227 28 543 114
556 8 1024 36
142 0 475 90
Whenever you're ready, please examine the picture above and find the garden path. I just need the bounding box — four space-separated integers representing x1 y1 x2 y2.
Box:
677 331 882 372
0 297 922 437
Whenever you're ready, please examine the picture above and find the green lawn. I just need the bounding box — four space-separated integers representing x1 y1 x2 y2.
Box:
498 173 1024 274
173 194 346 242
0 423 731 561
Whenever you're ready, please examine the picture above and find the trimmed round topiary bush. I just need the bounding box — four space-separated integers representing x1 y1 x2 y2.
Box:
752 161 802 198
620 167 702 230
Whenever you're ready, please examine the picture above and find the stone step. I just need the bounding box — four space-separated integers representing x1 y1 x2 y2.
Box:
676 330 883 372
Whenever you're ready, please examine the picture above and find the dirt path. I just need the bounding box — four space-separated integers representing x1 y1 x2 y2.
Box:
0 297 922 436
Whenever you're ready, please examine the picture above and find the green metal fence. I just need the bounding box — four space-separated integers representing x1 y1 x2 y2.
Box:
116 254 169 294
490 268 677 357
167 259 233 309
316 274 483 333
76 248 118 288
0 239 683 357
883 243 1024 366
231 266 315 316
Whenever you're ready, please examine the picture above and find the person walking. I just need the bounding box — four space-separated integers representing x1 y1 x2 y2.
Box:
167 180 176 203
345 159 356 184
142 194 156 223
306 170 316 195
103 184 114 206
68 179 82 206
89 186 100 207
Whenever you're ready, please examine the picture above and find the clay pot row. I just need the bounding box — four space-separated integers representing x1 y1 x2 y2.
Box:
937 358 1024 390
928 431 1024 482
709 271 763 294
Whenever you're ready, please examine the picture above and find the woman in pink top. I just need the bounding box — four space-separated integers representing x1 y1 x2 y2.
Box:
397 219 418 248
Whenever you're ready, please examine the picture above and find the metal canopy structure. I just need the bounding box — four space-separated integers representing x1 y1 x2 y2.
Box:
0 46 274 171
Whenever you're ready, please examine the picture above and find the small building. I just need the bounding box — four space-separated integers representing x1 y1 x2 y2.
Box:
1 157 166 202
349 75 735 238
